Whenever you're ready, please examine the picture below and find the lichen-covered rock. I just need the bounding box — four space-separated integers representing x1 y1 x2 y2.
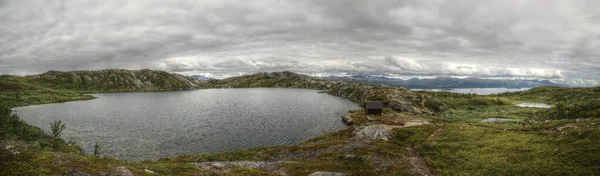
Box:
353 124 401 141
353 121 432 141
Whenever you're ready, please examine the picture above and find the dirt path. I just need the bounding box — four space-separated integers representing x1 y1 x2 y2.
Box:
407 124 445 176
407 147 435 176
427 124 445 143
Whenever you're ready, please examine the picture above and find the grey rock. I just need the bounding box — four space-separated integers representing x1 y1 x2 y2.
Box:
390 102 413 112
354 125 395 141
114 166 134 176
576 118 591 123
482 118 513 123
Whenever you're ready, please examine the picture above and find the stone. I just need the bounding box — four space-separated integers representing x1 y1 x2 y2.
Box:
144 169 155 174
354 125 396 141
576 118 591 123
482 118 513 123
114 166 133 176
389 102 414 112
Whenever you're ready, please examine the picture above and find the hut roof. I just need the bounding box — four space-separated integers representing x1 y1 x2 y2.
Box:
365 101 383 109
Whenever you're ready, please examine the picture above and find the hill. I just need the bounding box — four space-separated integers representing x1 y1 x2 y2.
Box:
0 69 203 107
28 69 202 92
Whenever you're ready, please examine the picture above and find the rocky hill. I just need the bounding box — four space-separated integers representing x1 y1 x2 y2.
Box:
26 69 202 92
0 69 204 107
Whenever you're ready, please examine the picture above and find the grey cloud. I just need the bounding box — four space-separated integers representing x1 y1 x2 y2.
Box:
0 0 599 84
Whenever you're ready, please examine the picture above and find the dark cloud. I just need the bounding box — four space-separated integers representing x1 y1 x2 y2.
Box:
0 0 599 85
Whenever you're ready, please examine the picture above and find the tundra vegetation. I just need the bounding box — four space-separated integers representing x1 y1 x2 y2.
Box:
1 70 599 175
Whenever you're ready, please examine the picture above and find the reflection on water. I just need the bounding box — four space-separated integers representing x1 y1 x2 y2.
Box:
14 88 360 161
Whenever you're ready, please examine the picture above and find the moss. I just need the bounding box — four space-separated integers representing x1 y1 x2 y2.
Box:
222 166 280 176
129 161 200 175
423 123 600 176
172 147 278 162
392 125 437 147
283 160 376 176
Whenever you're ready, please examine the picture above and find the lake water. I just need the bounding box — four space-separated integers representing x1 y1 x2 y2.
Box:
411 88 530 95
13 88 360 161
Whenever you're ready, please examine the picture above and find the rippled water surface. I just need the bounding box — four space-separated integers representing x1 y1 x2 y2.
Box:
14 88 360 161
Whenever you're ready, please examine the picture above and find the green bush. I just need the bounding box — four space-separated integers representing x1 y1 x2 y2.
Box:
0 106 47 141
93 142 101 157
49 120 66 150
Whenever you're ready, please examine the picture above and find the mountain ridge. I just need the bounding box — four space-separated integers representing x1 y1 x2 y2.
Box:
328 74 570 89
29 69 202 92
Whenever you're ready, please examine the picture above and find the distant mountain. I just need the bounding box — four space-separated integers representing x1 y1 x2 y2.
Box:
190 75 211 81
329 75 569 89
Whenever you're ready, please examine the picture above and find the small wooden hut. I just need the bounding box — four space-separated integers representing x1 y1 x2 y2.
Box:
364 101 383 115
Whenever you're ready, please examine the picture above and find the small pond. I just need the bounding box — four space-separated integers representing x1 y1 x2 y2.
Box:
516 103 552 108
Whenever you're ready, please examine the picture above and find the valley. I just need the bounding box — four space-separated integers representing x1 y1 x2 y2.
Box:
1 70 599 175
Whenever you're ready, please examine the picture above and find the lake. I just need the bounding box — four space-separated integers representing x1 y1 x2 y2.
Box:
13 88 360 161
410 88 530 95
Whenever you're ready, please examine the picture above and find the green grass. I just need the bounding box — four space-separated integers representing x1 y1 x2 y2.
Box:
283 160 377 176
223 165 280 176
172 147 279 162
418 87 600 175
392 125 437 147
423 123 600 176
0 75 95 107
499 86 600 119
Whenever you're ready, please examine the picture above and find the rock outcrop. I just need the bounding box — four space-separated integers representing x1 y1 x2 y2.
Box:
353 120 432 141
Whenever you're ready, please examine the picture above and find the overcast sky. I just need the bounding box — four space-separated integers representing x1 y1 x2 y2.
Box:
1 0 599 84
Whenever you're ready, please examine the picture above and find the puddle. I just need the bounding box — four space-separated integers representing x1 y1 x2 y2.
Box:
482 118 513 123
516 103 552 109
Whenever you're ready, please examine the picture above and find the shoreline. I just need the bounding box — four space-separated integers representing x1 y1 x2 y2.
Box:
8 87 363 162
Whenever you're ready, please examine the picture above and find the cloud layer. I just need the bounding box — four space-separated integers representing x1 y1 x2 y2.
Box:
1 0 599 83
